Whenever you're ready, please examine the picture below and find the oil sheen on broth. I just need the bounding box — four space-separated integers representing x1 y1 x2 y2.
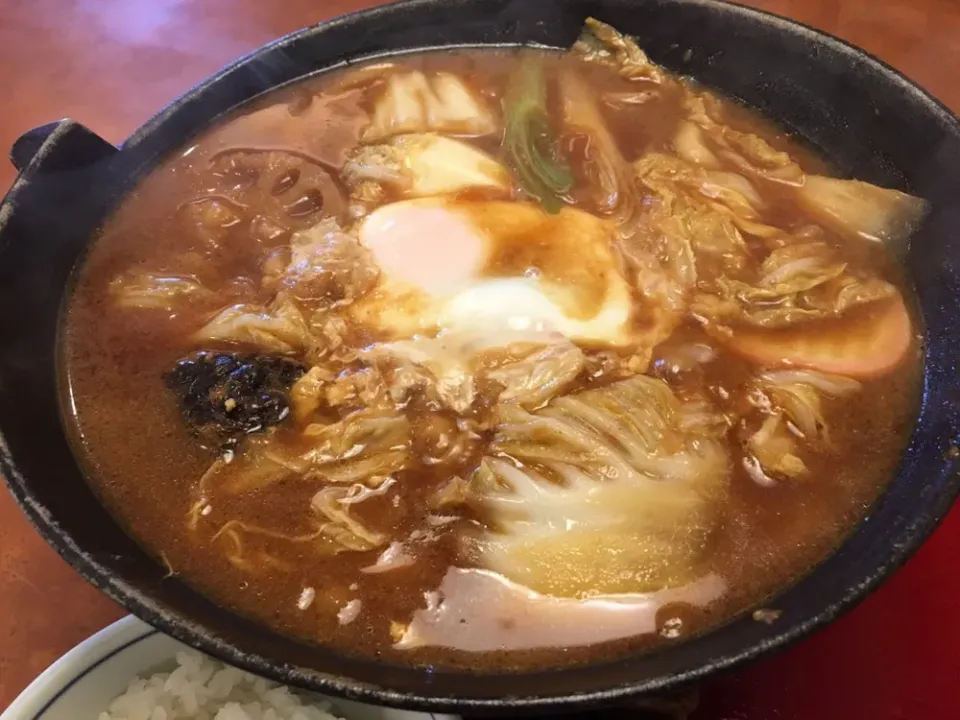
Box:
62 19 924 671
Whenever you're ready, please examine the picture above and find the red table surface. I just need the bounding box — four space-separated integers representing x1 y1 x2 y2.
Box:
1 1 959 718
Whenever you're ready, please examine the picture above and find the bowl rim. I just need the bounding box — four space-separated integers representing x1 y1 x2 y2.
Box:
0 616 458 720
0 617 154 720
3 0 960 713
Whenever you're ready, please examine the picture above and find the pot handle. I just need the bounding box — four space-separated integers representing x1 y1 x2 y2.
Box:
8 119 116 175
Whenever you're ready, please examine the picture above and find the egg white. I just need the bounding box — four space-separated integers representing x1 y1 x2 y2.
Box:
351 198 636 346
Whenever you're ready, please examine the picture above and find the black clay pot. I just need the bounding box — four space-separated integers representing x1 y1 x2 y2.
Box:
2 0 960 715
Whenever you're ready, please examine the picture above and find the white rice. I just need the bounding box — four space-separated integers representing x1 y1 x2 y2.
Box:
99 649 345 720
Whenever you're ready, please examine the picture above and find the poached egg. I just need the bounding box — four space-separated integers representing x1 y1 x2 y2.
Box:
351 198 637 346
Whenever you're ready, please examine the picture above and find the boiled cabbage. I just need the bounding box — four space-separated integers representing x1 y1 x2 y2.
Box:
573 17 671 86
193 294 310 355
559 66 642 231
195 407 406 562
203 479 392 570
280 221 379 310
673 121 721 168
471 375 730 597
197 405 411 497
110 272 216 313
289 366 331 423
744 369 862 483
486 339 585 409
289 364 394 425
577 17 927 256
692 242 899 328
635 151 764 224
361 330 585 413
575 20 799 186
758 369 861 443
301 409 411 485
363 71 497 142
343 134 511 200
629 152 753 293
311 485 389 552
195 435 301 496
744 414 807 483
361 334 481 414
684 93 805 186
794 174 928 250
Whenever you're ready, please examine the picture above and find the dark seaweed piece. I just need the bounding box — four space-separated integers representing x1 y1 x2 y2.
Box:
164 351 305 451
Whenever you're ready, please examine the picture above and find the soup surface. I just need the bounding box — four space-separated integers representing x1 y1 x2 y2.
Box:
63 19 924 671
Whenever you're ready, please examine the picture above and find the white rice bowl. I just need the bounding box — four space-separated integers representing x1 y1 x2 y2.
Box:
100 649 344 720
0 616 454 720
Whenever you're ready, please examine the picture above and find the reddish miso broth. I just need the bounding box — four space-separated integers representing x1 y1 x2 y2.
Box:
62 19 922 671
